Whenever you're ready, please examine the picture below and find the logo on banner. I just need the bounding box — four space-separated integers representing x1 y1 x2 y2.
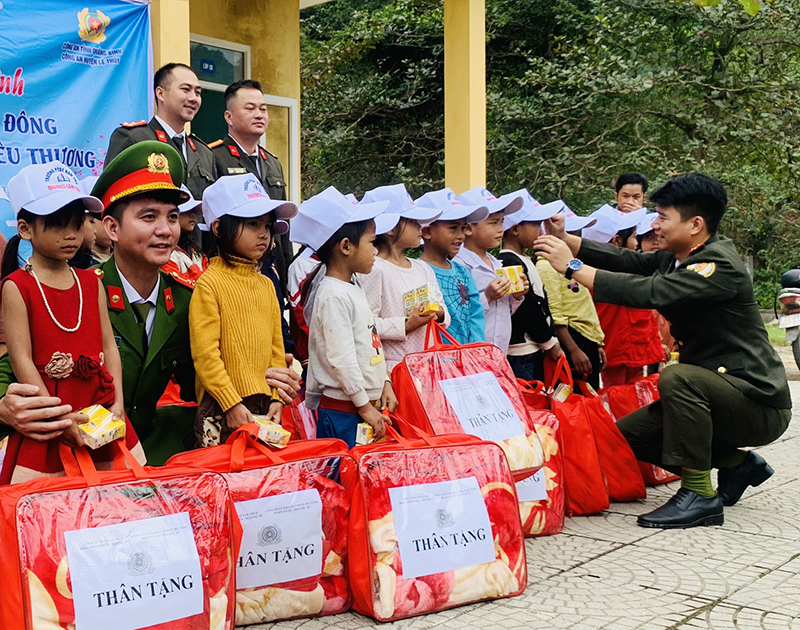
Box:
78 8 111 44
435 508 455 528
127 551 154 576
257 525 282 546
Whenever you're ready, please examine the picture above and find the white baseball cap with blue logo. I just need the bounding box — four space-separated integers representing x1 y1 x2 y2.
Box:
8 162 103 217
414 187 489 224
202 174 297 232
362 183 442 224
458 186 523 217
292 186 390 253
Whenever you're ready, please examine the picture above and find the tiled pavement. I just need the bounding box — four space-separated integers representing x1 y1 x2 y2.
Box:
251 381 800 630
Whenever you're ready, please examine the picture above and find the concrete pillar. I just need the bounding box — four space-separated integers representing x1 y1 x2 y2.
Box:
150 0 191 68
444 0 486 193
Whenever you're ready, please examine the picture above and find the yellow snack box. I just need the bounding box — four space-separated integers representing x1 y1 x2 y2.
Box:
355 422 374 446
551 382 573 403
77 405 126 450
252 416 291 448
403 283 441 317
496 265 526 293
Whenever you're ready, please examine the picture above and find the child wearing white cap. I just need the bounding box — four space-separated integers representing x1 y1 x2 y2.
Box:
417 188 488 345
498 190 562 382
358 184 451 372
189 174 298 446
1 161 145 483
162 185 207 284
293 187 398 446
453 186 528 354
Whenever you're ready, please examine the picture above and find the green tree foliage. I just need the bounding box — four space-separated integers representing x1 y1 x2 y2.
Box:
301 0 800 305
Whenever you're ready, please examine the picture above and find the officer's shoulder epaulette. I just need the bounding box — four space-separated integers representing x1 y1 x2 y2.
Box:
120 120 147 128
188 133 209 147
208 139 224 149
262 148 279 160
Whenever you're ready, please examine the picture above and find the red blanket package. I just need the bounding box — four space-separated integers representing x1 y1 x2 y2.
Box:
167 427 355 626
517 409 565 537
393 322 544 479
0 443 238 630
349 421 527 621
601 375 679 485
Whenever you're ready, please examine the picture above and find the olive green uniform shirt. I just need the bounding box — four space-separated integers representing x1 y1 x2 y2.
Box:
105 117 217 200
580 235 791 408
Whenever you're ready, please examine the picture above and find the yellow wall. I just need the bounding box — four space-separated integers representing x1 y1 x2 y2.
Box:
151 0 191 70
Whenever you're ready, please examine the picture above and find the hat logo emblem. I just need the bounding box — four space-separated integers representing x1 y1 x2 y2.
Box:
147 153 170 174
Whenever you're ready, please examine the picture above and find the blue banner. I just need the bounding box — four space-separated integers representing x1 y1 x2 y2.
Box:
0 0 152 237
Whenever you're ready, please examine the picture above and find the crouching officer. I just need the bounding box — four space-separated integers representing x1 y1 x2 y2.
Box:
535 173 791 529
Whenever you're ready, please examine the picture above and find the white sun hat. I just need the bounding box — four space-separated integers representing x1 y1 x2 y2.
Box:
8 161 103 217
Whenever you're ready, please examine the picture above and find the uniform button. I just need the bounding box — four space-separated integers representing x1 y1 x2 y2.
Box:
133 405 138 412
717 366 727 374
172 360 177 367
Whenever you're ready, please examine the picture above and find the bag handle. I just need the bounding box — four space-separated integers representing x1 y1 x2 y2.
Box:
424 320 461 351
59 440 147 486
227 424 283 472
545 353 574 393
517 379 546 395
390 413 436 447
575 381 598 398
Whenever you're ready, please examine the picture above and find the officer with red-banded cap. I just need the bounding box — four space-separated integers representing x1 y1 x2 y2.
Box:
105 63 217 200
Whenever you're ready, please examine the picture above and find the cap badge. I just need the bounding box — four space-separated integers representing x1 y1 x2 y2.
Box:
147 153 170 174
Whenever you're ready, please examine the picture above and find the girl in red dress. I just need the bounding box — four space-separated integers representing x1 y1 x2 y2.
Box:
0 162 143 484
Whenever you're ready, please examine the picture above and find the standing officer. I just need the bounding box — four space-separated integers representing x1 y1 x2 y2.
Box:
209 79 291 285
535 173 791 529
105 63 217 200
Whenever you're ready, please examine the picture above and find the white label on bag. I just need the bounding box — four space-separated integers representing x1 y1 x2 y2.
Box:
65 512 203 630
389 477 495 579
235 489 323 588
515 469 547 502
438 371 526 442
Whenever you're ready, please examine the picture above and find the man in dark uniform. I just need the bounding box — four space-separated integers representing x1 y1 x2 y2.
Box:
535 173 791 529
208 79 291 285
105 63 217 200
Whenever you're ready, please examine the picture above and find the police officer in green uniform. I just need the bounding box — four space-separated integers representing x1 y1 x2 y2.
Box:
209 79 292 286
105 63 217 201
535 173 791 529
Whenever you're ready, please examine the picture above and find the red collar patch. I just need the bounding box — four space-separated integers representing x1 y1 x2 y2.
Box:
259 147 268 160
163 287 175 312
156 130 168 143
187 137 196 151
107 285 125 311
228 144 240 157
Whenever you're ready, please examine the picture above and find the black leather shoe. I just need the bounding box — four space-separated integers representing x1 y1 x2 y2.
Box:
717 451 773 507
637 488 724 529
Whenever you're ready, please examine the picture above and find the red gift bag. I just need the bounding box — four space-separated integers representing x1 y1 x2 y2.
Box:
167 428 356 625
517 408 565 536
0 442 239 630
577 383 646 502
349 418 526 621
280 395 318 441
392 321 544 479
601 375 679 485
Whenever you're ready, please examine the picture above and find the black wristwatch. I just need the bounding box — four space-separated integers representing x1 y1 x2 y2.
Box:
565 258 583 280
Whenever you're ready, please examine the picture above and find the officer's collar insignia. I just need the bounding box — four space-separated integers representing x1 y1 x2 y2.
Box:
155 130 168 143
107 285 125 310
187 137 196 151
163 287 175 312
259 147 268 160
147 153 170 174
687 262 715 278
228 144 240 157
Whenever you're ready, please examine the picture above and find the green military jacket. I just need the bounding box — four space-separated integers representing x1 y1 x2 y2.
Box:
210 134 292 285
105 117 217 200
580 235 791 408
100 259 196 462
0 259 196 463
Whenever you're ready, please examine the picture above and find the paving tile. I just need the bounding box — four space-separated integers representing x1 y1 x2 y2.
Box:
675 603 800 629
724 558 800 617
525 532 623 580
560 511 661 544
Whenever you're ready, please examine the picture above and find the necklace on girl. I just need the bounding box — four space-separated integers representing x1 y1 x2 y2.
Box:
24 261 83 333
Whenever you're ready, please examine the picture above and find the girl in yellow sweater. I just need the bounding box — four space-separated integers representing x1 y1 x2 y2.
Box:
189 174 298 446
